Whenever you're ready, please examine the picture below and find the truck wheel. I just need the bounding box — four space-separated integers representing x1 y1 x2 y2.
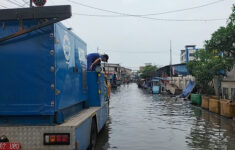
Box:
88 118 97 150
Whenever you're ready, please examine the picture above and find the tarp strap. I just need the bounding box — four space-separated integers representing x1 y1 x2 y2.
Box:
0 17 65 43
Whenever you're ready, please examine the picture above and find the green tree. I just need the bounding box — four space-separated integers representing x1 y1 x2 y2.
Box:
140 65 157 79
187 50 229 94
205 5 235 69
187 5 235 94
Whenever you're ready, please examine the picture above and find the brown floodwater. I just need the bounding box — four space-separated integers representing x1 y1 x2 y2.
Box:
96 83 235 150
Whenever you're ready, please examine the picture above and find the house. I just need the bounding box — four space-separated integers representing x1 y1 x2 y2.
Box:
102 63 121 80
221 65 235 100
102 63 133 83
180 45 202 63
156 63 193 91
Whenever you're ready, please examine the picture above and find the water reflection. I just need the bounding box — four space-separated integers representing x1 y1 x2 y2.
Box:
96 84 235 150
186 109 235 150
96 118 111 150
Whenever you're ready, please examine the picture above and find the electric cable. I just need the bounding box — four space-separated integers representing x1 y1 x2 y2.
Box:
4 0 24 7
99 50 178 54
73 12 226 22
69 0 227 17
0 4 8 8
140 0 228 16
21 0 30 7
69 0 228 22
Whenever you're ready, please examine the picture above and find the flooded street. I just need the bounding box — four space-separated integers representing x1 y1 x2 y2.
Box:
96 83 235 150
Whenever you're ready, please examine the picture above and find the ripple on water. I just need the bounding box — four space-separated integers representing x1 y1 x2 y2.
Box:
96 84 235 150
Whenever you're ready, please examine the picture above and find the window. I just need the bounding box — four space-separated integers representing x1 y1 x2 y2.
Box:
223 88 229 99
189 53 194 57
231 88 235 101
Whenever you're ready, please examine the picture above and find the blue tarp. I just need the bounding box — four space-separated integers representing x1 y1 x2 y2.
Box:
172 64 189 76
152 77 170 81
0 20 87 115
152 79 159 82
181 80 195 98
152 86 160 94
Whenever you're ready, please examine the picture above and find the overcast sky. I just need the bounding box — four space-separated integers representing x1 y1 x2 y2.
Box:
1 0 235 70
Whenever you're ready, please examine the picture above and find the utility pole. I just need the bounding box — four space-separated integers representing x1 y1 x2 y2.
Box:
97 47 99 53
170 40 172 80
30 0 33 7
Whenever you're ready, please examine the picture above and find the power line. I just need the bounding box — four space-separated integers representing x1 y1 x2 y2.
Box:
15 0 25 6
69 0 227 16
4 0 24 7
0 4 8 8
100 50 178 54
73 12 226 22
21 0 30 7
72 0 228 17
72 13 122 18
73 13 226 21
69 0 227 22
140 0 228 16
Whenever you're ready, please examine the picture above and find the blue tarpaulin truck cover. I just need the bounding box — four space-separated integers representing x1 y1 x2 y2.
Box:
0 20 87 124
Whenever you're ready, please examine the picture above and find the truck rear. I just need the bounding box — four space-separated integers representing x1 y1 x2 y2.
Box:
0 5 109 150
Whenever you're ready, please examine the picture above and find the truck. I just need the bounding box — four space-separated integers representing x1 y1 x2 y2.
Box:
0 5 109 150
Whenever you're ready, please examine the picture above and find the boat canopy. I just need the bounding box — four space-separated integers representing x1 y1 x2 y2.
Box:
152 77 170 81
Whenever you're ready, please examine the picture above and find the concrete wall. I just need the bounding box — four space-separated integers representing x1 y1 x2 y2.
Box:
221 65 235 100
169 75 195 90
223 65 235 81
221 81 235 100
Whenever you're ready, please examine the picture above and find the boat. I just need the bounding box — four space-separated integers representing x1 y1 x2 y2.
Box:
151 77 169 94
151 78 161 94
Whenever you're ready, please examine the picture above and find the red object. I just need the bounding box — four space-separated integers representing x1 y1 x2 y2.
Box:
0 143 21 150
56 135 62 142
44 133 70 145
61 135 69 143
32 0 47 7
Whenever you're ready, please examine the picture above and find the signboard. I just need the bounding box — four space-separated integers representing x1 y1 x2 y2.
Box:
33 0 47 7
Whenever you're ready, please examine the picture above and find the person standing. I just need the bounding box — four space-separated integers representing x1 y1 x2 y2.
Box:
87 53 109 71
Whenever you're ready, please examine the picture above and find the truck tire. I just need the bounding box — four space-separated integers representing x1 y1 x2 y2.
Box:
88 118 97 150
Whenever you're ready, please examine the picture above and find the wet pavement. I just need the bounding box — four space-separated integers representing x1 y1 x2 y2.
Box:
96 83 235 150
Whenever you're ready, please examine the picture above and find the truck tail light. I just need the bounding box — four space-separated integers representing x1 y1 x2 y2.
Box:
56 135 62 142
44 133 70 145
49 135 56 143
